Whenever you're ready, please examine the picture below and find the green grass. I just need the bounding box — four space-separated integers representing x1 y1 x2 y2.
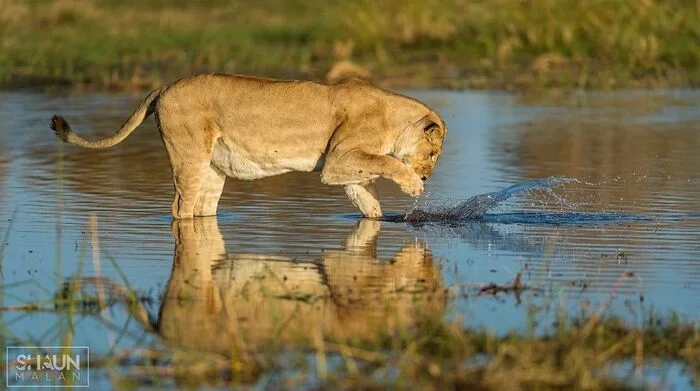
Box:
1 217 697 390
1 0 699 91
2 272 698 390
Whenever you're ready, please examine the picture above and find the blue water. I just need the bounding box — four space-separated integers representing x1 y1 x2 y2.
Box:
0 89 698 389
385 176 699 225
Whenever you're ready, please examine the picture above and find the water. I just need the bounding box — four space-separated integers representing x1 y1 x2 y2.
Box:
0 89 699 388
396 175 698 223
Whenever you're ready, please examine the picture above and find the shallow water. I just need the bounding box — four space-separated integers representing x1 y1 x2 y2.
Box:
0 89 699 388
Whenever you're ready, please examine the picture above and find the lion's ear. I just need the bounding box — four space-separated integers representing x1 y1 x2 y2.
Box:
423 121 439 135
416 113 443 137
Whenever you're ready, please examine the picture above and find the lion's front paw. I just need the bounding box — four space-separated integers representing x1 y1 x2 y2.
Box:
397 171 424 197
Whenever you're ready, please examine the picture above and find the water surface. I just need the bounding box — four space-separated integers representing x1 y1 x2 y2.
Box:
0 89 698 388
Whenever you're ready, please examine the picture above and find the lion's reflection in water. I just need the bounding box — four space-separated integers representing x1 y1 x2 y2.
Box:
152 217 446 354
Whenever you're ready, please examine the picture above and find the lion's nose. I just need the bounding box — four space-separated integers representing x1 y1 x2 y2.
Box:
421 176 427 181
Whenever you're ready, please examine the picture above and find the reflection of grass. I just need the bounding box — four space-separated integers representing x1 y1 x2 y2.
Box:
3 273 698 389
1 0 699 90
1 213 697 388
0 209 16 274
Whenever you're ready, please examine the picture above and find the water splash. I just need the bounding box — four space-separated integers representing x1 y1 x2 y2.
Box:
392 176 579 223
482 211 653 225
386 176 700 225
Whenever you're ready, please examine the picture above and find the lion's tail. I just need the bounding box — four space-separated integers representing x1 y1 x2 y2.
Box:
50 85 166 149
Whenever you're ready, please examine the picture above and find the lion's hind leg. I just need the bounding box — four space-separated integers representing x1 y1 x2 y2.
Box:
159 111 221 219
170 161 208 219
194 166 226 217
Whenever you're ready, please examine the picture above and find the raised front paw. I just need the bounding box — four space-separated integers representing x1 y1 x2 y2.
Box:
397 171 424 197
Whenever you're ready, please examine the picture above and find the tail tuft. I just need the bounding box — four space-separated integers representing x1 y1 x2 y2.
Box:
50 115 71 143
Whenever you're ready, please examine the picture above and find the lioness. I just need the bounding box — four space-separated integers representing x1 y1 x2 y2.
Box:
50 74 447 219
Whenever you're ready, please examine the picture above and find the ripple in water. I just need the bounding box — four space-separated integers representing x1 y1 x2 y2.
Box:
390 177 697 225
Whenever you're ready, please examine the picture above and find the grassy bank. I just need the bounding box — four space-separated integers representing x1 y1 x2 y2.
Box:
1 0 699 91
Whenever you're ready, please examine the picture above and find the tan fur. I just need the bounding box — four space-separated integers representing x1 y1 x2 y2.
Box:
50 74 447 219
151 218 445 353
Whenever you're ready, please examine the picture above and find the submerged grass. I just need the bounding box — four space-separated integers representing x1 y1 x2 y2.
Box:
2 272 698 390
1 211 697 389
1 0 699 91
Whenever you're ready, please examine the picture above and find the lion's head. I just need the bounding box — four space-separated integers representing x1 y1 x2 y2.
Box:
393 111 447 181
